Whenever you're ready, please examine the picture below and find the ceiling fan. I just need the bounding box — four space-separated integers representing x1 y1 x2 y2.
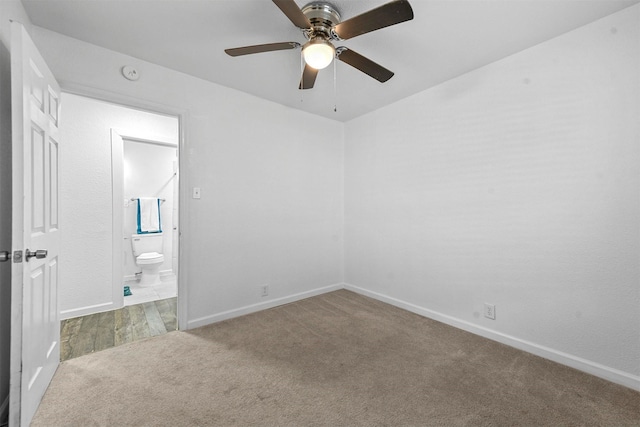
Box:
225 0 414 89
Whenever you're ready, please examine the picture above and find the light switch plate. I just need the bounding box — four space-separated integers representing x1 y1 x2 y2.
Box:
192 187 201 199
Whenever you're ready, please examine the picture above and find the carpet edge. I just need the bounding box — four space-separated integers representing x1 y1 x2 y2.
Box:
344 283 640 392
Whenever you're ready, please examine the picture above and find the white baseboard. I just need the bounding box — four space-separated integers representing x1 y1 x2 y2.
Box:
186 283 344 330
0 393 9 425
60 301 118 320
179 281 640 391
344 283 640 392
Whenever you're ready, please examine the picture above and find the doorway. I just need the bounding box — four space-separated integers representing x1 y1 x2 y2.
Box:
120 137 179 306
57 93 181 358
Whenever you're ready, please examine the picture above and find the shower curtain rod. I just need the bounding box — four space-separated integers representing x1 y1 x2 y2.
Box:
130 198 166 202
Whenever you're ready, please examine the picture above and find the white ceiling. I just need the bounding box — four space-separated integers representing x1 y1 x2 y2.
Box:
21 0 639 122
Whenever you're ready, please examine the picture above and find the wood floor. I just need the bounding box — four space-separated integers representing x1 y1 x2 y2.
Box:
60 297 177 361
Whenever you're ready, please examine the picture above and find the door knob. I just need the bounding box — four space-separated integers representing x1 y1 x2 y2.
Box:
25 249 47 261
0 251 9 262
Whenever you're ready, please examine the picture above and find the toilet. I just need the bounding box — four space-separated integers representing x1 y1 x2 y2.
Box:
131 233 164 286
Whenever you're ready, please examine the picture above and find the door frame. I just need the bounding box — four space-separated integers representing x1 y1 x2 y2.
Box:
62 84 189 330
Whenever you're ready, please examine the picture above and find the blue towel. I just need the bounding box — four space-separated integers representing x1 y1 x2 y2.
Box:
137 198 162 234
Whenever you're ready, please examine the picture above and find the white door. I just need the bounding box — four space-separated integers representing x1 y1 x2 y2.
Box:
9 22 61 427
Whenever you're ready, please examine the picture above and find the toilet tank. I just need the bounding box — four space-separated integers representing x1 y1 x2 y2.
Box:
131 233 163 256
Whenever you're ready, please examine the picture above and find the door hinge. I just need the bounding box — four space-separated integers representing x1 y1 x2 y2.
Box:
13 250 23 263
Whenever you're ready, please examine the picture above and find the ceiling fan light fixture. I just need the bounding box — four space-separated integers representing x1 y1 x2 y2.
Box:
225 0 415 89
302 38 335 70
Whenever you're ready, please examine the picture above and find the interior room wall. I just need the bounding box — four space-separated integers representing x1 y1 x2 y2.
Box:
0 0 33 420
31 27 345 328
123 139 177 279
344 5 639 389
59 93 179 319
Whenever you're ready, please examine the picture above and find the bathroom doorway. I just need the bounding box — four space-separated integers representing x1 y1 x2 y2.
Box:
120 137 179 306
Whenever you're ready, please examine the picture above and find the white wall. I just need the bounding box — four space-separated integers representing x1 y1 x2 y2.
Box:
344 5 640 389
0 1 33 420
123 140 177 278
31 27 345 327
59 93 179 318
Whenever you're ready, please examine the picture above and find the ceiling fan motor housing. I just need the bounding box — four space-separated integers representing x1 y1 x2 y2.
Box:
301 3 341 40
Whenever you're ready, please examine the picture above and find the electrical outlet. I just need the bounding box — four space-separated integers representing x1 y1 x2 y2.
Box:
260 284 269 297
484 303 496 320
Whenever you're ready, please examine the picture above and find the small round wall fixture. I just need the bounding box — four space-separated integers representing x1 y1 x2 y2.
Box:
122 65 140 81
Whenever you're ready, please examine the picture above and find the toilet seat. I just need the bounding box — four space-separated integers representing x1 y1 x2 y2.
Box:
136 252 164 265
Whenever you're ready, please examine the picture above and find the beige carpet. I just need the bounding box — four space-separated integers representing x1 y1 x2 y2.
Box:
33 290 639 426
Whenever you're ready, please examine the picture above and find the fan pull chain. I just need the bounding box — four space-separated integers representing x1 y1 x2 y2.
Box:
333 55 337 113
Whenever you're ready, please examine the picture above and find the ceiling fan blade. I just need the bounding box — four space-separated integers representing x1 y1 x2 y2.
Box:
332 0 414 40
272 0 311 29
299 64 318 89
225 42 300 57
337 48 394 83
